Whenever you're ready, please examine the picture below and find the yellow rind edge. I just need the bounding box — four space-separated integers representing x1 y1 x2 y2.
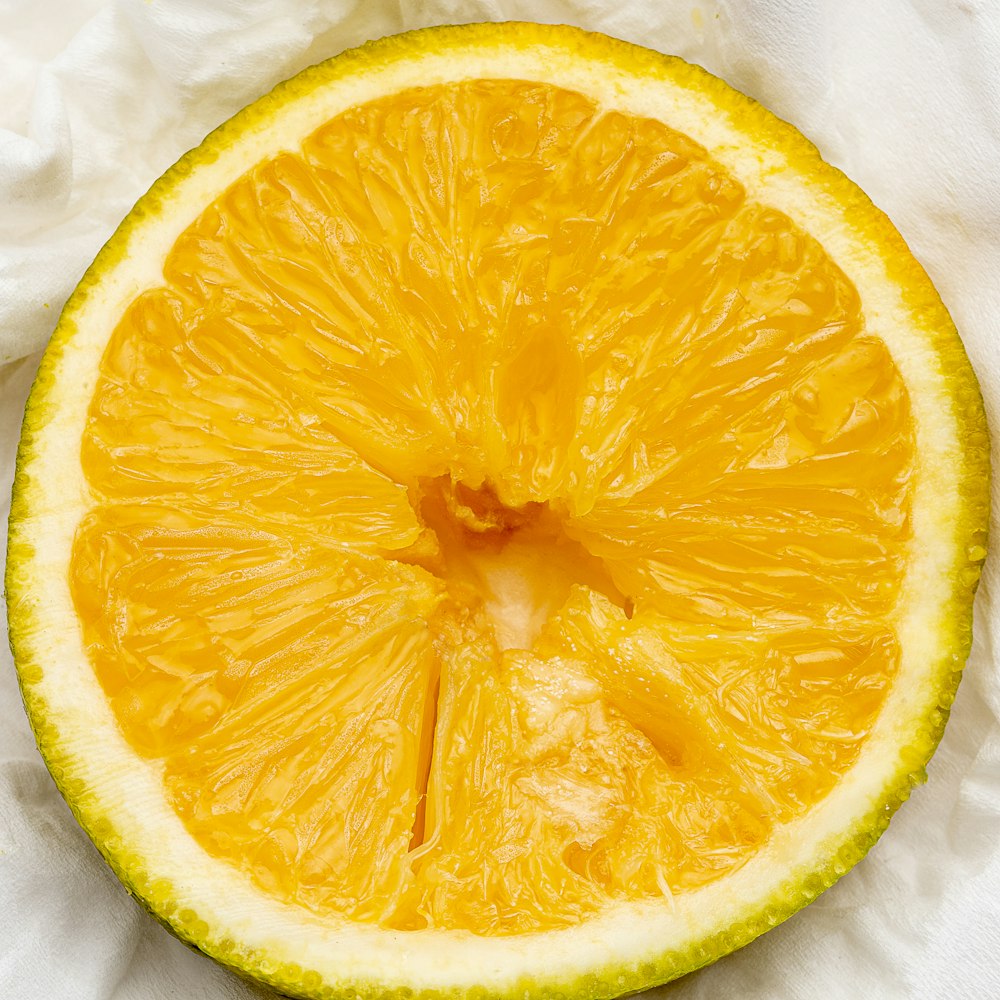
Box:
4 20 991 1000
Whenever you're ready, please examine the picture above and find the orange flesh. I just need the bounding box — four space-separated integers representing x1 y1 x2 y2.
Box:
70 80 913 934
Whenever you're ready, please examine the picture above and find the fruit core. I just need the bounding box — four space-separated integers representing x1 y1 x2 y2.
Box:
416 476 628 650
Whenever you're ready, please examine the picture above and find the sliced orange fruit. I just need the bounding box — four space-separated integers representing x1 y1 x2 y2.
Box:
5 21 989 1000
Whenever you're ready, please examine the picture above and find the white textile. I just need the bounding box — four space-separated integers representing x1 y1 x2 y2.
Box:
2 1 1000 997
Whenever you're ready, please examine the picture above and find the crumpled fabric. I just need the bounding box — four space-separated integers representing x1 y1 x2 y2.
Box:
2 1 999 997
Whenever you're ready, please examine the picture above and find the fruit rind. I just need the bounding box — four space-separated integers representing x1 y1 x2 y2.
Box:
5 20 989 999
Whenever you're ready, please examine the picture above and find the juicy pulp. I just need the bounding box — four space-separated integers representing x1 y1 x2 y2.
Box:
69 78 913 935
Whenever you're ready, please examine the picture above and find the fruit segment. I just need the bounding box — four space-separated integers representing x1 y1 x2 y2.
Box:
564 206 864 503
71 502 445 916
539 588 898 823
568 331 912 627
165 619 439 922
396 603 770 932
85 289 423 554
70 503 446 751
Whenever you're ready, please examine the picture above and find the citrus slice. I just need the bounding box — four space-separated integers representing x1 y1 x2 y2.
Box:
5 21 989 1000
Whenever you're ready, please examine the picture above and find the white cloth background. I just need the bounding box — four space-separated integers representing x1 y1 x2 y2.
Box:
2 1 1000 997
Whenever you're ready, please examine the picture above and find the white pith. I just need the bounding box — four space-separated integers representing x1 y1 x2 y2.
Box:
7 27 972 995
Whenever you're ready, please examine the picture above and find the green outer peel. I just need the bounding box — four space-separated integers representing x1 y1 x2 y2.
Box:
4 21 991 1000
